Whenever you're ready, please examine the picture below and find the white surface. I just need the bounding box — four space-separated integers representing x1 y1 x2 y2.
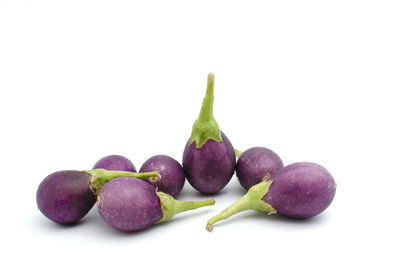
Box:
1 1 399 264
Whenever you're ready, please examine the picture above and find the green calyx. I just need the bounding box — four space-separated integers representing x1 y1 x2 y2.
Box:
189 73 222 149
206 175 277 232
156 192 215 224
87 168 161 195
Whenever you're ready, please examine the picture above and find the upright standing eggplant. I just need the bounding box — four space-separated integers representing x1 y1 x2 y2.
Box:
183 73 236 194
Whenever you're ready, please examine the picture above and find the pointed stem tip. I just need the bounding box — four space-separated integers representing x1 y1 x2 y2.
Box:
207 73 215 84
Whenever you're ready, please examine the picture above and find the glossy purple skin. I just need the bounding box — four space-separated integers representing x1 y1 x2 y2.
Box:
264 162 336 218
36 170 96 224
183 131 236 194
140 155 185 197
97 177 163 231
93 155 136 172
236 147 284 190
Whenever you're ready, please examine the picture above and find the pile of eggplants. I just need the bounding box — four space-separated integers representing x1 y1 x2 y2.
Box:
36 73 336 232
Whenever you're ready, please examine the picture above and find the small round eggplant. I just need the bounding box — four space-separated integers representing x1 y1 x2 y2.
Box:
140 155 185 197
97 177 215 231
236 147 284 190
206 162 336 231
93 154 136 172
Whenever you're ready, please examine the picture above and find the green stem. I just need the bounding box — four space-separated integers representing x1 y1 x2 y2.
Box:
87 169 161 195
199 73 215 122
206 179 277 231
156 192 215 223
189 73 222 149
235 149 243 157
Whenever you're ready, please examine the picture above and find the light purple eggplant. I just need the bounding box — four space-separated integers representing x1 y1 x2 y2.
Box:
36 169 160 224
97 177 215 232
235 147 284 190
183 73 236 194
206 162 336 231
140 155 185 197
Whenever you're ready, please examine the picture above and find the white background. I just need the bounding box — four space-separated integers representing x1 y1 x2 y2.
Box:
1 1 399 264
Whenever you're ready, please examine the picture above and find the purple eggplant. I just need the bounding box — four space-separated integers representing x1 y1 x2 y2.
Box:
97 177 215 231
93 154 136 172
183 73 236 194
206 162 336 231
140 155 185 197
235 147 284 190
